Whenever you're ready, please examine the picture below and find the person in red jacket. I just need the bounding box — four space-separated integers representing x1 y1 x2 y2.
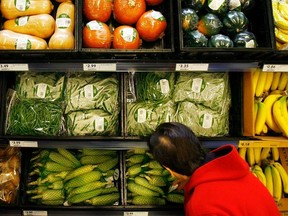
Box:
148 122 281 216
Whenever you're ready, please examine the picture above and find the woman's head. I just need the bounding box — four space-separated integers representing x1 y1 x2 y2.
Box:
148 122 206 176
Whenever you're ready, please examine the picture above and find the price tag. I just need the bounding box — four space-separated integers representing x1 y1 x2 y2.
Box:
262 64 288 72
83 63 116 71
124 212 148 216
23 210 47 216
238 140 265 148
0 64 28 71
10 140 38 148
175 63 209 71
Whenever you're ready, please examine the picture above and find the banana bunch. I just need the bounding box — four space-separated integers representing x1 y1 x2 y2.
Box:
271 0 288 50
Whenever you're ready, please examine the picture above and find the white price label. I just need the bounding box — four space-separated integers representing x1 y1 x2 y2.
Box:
124 212 148 216
23 210 47 216
10 140 38 147
262 64 288 72
83 63 116 71
0 64 28 71
175 63 209 71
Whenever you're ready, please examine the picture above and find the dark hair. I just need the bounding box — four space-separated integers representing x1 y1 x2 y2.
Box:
148 122 206 176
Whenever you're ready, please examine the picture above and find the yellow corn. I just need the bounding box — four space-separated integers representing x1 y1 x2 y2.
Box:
57 148 81 168
64 165 97 182
80 155 112 165
85 193 120 206
131 195 166 205
49 151 77 168
127 182 160 197
68 188 103 204
65 170 102 188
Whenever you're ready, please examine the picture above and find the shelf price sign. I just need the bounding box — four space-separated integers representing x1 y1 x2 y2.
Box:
23 210 47 216
262 64 288 72
9 140 38 148
238 140 265 148
83 63 117 72
175 63 209 71
0 64 28 71
124 212 148 216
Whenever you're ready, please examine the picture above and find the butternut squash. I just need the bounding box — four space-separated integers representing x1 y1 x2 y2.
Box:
48 1 75 49
0 0 54 20
0 30 48 50
3 14 55 39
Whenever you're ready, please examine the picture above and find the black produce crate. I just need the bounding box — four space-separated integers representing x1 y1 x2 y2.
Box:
79 0 174 59
178 0 275 60
0 0 79 59
0 71 124 140
20 148 124 208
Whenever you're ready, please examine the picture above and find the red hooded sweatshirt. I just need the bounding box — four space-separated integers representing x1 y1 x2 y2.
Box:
184 145 281 216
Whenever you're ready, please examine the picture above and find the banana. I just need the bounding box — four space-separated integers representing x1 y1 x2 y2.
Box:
238 147 247 161
278 72 288 90
264 165 274 197
252 68 261 95
253 164 267 187
255 101 267 135
254 147 262 165
281 96 288 123
272 96 288 137
247 148 255 166
271 72 282 91
278 0 288 20
263 72 274 92
262 124 268 135
271 147 280 161
263 94 282 133
254 100 258 126
260 147 271 160
272 0 288 30
270 164 282 202
255 72 267 97
273 162 288 194
275 27 288 43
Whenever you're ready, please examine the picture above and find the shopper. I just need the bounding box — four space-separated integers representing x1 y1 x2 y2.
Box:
148 122 281 216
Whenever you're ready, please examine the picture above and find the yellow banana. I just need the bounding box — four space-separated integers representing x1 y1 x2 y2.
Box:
255 72 267 97
271 72 282 91
253 165 267 187
270 90 284 95
254 100 258 126
254 147 262 165
260 147 271 160
252 68 261 95
238 147 247 161
272 96 288 137
278 72 288 90
272 0 288 30
286 81 288 91
264 72 274 92
264 165 274 197
263 94 282 133
262 124 268 135
270 164 282 202
278 0 288 20
282 96 288 124
255 101 267 135
247 148 255 166
275 27 288 43
271 147 280 161
273 162 288 194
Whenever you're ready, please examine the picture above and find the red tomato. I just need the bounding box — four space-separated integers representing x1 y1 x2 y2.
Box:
113 25 141 49
83 0 112 22
145 0 164 6
83 20 112 48
113 0 146 25
136 10 167 42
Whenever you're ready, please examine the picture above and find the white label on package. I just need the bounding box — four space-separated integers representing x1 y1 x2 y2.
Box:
84 84 94 98
18 16 29 26
151 10 163 20
137 108 147 123
124 212 148 216
16 38 29 49
209 0 225 10
191 78 203 93
23 211 48 216
229 0 241 10
202 113 213 129
36 83 47 98
15 0 27 11
160 79 170 94
95 116 104 132
121 28 134 42
87 20 102 31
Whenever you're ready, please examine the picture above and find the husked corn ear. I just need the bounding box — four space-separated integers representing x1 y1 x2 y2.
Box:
144 175 167 187
100 187 119 195
41 199 65 205
166 193 184 204
48 180 64 190
55 171 70 179
42 173 63 184
126 154 147 164
131 195 166 205
127 148 147 156
142 160 163 169
31 189 65 201
49 151 77 168
80 149 117 156
85 193 120 205
134 176 164 195
26 186 48 195
127 182 160 197
64 165 97 182
57 148 81 168
68 188 103 204
65 170 102 188
80 155 112 165
42 161 74 172
126 163 142 177
145 168 170 176
31 149 50 162
97 156 118 172
69 181 108 197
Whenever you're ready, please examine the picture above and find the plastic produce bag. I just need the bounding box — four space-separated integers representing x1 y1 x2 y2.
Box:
0 147 21 204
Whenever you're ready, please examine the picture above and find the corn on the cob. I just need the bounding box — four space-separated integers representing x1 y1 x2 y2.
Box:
100 187 119 195
127 182 160 197
48 181 64 190
41 199 64 205
126 163 142 177
26 186 48 195
134 176 164 195
130 195 166 205
143 175 167 187
49 151 77 168
31 149 51 162
41 173 63 184
80 149 117 156
145 169 169 176
142 160 163 169
68 181 108 197
80 155 112 165
85 193 120 205
57 148 81 168
127 148 147 156
68 188 103 204
55 171 70 179
64 165 97 182
166 193 184 204
41 161 74 172
97 156 118 172
126 154 147 164
31 189 65 201
65 170 102 188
